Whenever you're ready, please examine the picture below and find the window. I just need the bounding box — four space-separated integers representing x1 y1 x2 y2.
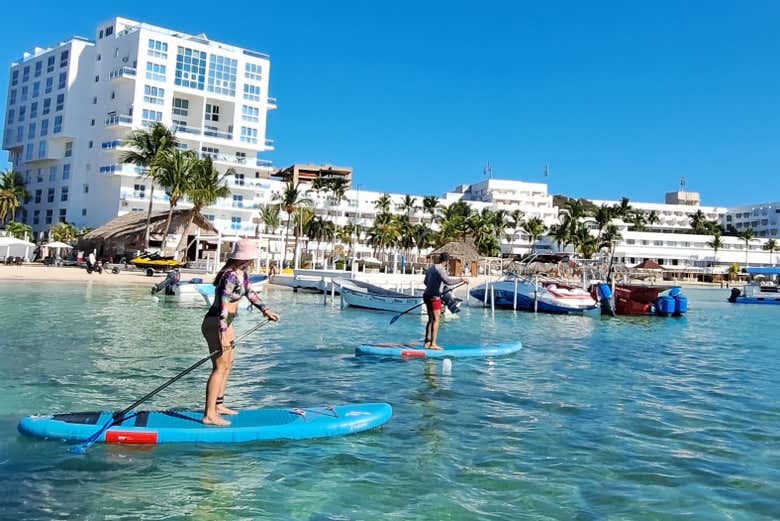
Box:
30 102 38 118
63 164 70 180
34 61 42 77
96 54 101 62
88 141 93 148
25 144 33 161
34 190 41 203
95 75 100 83
240 127 257 144
148 39 168 59
205 104 219 121
45 209 53 225
101 140 121 149
32 82 40 98
28 123 36 139
46 56 55 73
234 173 245 186
42 98 51 115
174 47 206 90
231 216 241 230
40 119 48 136
105 25 113 36
207 54 237 96
49 166 57 180
241 105 259 123
243 84 260 101
58 72 67 89
59 208 67 222
47 188 55 203
16 127 23 143
7 109 14 124
36 169 43 182
22 66 30 82
133 184 146 198
45 77 53 94
64 142 73 157
232 195 244 208
21 86 28 102
9 89 16 105
18 106 26 121
33 210 40 225
56 94 64 111
53 116 62 133
142 109 162 124
11 70 18 86
81 208 87 217
61 186 68 202
145 62 166 82
172 98 189 116
245 62 262 81
92 96 97 104
38 140 46 158
90 119 95 126
60 50 69 68
143 85 164 105
83 184 89 194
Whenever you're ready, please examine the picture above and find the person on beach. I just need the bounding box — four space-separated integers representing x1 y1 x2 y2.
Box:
423 252 465 349
202 239 278 426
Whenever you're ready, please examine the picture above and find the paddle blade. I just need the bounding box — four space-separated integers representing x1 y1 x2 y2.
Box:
68 442 91 455
389 314 401 325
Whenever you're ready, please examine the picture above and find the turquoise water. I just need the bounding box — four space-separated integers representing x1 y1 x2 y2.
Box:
1 282 779 520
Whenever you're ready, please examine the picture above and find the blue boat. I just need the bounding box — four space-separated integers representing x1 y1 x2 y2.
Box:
18 403 392 445
729 267 780 305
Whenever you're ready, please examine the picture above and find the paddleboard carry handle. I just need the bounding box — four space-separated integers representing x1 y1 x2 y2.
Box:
69 319 273 454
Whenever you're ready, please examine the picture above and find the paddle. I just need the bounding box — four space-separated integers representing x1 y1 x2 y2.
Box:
69 319 272 454
389 282 466 325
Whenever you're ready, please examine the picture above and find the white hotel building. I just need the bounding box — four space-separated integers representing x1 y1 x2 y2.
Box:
2 17 276 238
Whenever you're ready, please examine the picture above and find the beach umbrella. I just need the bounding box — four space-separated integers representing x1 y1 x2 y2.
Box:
43 240 73 262
0 236 35 261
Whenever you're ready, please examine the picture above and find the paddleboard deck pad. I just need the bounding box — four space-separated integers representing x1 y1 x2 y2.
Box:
18 403 392 445
356 341 522 359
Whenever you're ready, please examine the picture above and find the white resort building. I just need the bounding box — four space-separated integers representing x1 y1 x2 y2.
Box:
2 17 276 239
723 202 780 239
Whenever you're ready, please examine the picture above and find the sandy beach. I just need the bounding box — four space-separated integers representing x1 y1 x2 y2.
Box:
0 265 169 285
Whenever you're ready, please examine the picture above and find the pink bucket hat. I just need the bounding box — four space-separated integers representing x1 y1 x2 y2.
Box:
230 239 260 260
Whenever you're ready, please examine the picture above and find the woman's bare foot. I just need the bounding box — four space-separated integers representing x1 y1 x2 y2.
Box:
217 404 238 416
202 415 231 426
427 344 443 350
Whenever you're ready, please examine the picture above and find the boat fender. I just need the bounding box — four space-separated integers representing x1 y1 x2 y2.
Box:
669 287 681 297
728 288 741 303
596 283 615 316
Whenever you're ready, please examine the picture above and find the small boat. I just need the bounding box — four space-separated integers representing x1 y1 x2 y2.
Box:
470 277 597 314
728 267 780 305
337 279 423 313
176 274 268 305
593 283 687 316
18 402 392 445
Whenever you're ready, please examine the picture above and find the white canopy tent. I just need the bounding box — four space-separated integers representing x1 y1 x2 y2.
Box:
0 236 35 261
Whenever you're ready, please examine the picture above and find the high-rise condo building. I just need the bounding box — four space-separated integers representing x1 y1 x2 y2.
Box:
2 17 276 237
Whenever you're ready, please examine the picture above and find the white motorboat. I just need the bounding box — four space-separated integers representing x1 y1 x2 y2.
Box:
336 279 422 313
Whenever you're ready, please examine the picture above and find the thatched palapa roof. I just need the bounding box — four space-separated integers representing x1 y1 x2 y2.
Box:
633 259 664 270
428 240 480 263
78 210 217 255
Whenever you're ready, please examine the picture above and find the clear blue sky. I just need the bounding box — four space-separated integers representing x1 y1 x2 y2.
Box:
1 1 778 206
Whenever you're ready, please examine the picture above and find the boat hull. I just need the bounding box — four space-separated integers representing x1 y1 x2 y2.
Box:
340 286 422 313
470 280 597 314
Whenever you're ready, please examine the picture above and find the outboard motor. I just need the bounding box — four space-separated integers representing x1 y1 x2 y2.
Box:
441 286 463 314
728 288 741 303
596 283 615 316
151 269 181 296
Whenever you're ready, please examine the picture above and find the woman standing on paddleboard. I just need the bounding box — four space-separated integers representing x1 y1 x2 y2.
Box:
202 239 278 426
423 252 465 349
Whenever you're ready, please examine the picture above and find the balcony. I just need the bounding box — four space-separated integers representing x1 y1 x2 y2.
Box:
199 153 273 171
172 124 203 136
105 114 133 127
264 138 274 151
267 97 277 110
100 164 144 176
203 128 233 140
109 67 137 81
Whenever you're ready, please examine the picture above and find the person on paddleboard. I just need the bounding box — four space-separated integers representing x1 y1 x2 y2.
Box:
202 239 278 426
423 252 465 349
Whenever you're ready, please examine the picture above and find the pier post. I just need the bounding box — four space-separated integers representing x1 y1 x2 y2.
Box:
513 277 518 312
331 278 336 307
483 278 489 307
322 276 327 305
490 283 495 312
534 275 538 313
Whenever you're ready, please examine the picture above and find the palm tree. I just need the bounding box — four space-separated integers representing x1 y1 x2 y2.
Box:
155 149 198 247
600 224 622 250
737 228 756 267
120 123 177 250
413 223 434 262
706 233 724 272
4 221 32 240
49 222 77 243
574 223 599 259
612 197 633 219
437 200 473 244
400 195 417 218
522 217 546 253
260 205 281 234
468 209 501 256
374 193 392 214
422 196 438 222
293 206 314 267
367 212 399 262
594 204 613 237
763 238 778 265
328 178 349 225
337 223 355 263
174 156 232 259
646 210 660 227
548 223 570 252
689 209 707 234
275 181 311 268
0 170 29 224
395 213 416 267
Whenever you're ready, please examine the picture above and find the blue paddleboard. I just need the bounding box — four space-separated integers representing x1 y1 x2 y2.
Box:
355 341 522 359
18 403 391 445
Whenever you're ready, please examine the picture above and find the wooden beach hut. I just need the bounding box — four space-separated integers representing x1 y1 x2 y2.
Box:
77 210 218 260
428 240 480 277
